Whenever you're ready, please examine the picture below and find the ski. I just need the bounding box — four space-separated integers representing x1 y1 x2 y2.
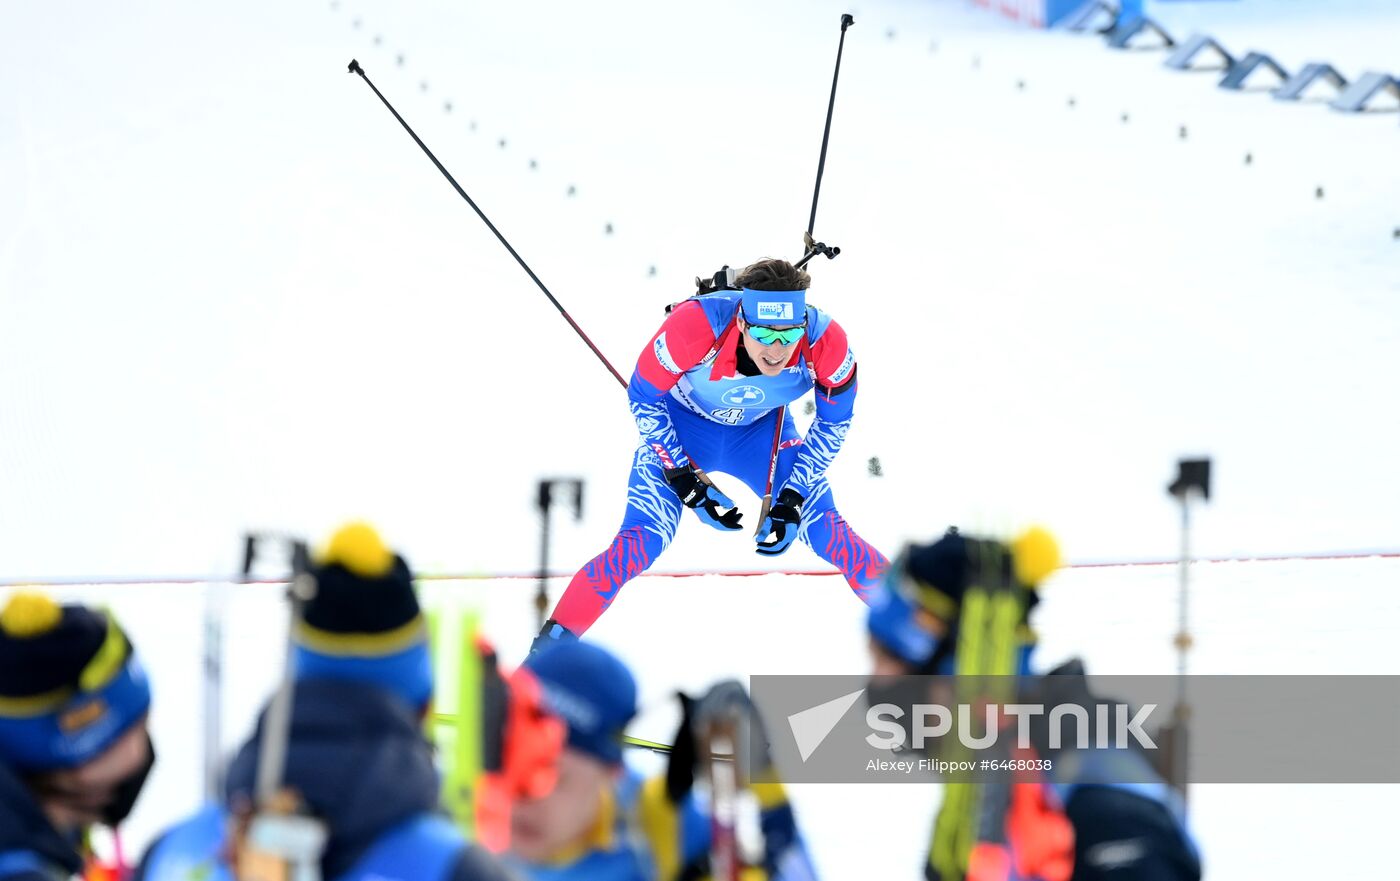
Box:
930 539 1027 881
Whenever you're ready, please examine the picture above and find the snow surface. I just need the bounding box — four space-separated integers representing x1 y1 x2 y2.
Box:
3 0 1398 877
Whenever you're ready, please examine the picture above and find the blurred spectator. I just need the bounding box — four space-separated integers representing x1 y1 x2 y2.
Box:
0 592 155 881
505 639 819 880
136 523 517 881
866 527 1201 881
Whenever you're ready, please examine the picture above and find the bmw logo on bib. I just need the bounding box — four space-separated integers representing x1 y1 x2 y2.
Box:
721 385 766 406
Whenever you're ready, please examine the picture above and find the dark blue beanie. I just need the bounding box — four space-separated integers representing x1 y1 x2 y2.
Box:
524 641 637 766
0 593 151 770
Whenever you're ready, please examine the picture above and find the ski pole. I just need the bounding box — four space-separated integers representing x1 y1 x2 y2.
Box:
235 535 328 881
347 60 628 390
1166 458 1210 811
347 60 751 503
535 479 584 632
256 540 315 806
704 712 743 881
536 482 552 635
794 13 854 271
757 13 855 532
755 412 786 540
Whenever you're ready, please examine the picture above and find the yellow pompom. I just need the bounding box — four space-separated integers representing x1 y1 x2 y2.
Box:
1011 526 1062 588
1 591 64 638
318 522 395 578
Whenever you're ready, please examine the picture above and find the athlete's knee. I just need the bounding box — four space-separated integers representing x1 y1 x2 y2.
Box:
635 523 672 563
625 466 684 546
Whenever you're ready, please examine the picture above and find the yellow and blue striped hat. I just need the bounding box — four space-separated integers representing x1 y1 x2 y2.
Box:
292 523 433 712
0 592 151 771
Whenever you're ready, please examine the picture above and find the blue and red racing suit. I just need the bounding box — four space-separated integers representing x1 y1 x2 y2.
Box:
550 291 888 634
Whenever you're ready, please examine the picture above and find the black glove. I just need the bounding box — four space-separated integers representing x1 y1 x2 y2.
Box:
755 488 803 556
665 466 743 531
665 691 699 804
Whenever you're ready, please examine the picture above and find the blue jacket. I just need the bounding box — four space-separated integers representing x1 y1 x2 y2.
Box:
628 292 858 500
136 679 515 881
0 761 83 881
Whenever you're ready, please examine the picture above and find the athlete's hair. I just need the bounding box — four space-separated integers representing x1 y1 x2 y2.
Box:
736 258 810 292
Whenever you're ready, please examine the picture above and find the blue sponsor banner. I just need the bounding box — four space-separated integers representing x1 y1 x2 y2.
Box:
971 1 1117 29
970 1 1239 30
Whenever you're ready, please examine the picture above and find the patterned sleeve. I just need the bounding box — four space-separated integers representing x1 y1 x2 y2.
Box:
783 318 858 500
626 301 717 471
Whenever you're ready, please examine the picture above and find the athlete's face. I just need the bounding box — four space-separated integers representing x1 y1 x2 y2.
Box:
508 748 617 863
738 315 802 377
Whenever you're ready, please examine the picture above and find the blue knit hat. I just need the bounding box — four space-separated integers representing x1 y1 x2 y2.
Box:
524 641 637 766
292 523 433 712
0 592 151 771
866 573 941 669
867 528 1062 674
740 287 806 326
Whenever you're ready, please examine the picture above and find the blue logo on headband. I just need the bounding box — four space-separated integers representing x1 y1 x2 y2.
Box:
741 288 806 326
756 302 794 321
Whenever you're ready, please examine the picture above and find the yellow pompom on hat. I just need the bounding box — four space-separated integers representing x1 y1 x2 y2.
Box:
0 591 64 638
316 520 396 579
1011 525 1062 589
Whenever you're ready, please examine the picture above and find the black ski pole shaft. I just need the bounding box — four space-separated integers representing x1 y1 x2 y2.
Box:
760 14 856 526
805 14 854 240
536 481 553 633
347 59 628 390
